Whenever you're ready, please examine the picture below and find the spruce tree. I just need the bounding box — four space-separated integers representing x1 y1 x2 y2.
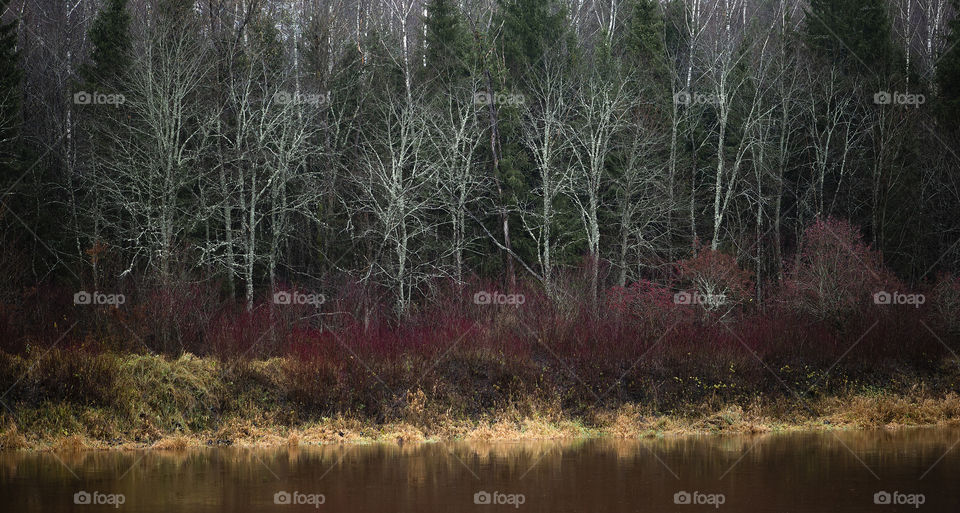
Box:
79 0 132 163
0 0 22 191
498 0 570 79
806 0 895 78
621 0 669 92
937 0 960 128
82 0 132 87
423 0 469 90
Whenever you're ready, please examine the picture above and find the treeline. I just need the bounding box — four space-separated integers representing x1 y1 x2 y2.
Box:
2 0 960 316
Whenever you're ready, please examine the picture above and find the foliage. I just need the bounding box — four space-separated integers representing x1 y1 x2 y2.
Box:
938 0 960 128
675 243 754 316
82 0 132 87
780 217 899 321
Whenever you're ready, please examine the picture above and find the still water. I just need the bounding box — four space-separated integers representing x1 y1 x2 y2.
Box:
2 427 959 512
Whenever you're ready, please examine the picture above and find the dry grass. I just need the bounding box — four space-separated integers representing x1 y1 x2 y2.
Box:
604 405 645 438
14 392 960 451
52 435 88 452
822 392 960 427
286 431 300 448
151 435 194 451
6 351 960 450
379 422 426 444
464 418 521 441
118 353 223 430
0 424 27 450
462 414 589 441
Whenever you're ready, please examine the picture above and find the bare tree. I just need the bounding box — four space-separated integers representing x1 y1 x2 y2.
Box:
428 81 488 286
89 18 213 286
348 94 439 314
569 69 630 311
519 60 573 297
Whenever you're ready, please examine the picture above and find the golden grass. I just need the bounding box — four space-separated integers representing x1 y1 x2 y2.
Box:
379 422 426 444
52 435 88 452
822 392 960 427
286 431 300 448
118 353 223 426
6 352 960 450
13 391 960 452
0 424 27 450
151 435 193 451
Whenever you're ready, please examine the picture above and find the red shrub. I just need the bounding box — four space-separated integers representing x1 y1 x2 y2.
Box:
675 244 754 319
780 217 900 321
130 283 222 354
606 280 688 330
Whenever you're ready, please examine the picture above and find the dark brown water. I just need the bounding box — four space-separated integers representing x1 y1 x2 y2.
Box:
2 427 959 512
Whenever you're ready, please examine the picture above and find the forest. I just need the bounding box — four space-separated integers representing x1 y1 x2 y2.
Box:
2 0 960 448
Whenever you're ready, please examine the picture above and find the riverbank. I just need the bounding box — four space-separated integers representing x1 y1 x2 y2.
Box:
2 351 959 451
7 395 960 451
3 394 960 451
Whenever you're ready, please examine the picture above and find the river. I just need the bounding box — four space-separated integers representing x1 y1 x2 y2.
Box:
2 426 958 511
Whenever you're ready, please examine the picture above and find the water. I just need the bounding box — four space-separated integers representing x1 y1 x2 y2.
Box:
2 427 958 512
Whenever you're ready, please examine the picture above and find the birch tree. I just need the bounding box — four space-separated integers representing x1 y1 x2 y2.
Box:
569 68 630 311
520 60 572 297
349 95 438 314
429 83 488 285
90 13 212 286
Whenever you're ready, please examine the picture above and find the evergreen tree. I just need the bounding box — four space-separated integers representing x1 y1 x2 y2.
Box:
82 0 131 87
937 0 960 128
423 0 469 90
0 0 22 190
497 0 570 79
806 0 895 78
78 0 132 187
621 0 667 84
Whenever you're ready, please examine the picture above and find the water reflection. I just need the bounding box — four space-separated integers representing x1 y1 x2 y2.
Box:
2 426 959 512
